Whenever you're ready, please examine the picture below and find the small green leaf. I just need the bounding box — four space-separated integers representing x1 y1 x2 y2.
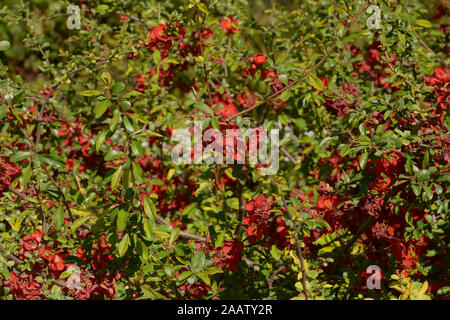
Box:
10 151 32 162
104 149 127 161
131 140 143 157
111 166 123 190
191 251 206 273
143 195 156 221
153 50 161 65
96 131 107 152
110 109 121 132
94 99 110 119
0 41 11 51
359 152 369 170
21 165 32 188
80 90 102 96
142 217 154 240
271 245 282 260
116 209 129 232
415 19 432 28
307 73 324 91
71 215 91 233
53 206 65 230
411 184 421 196
123 116 136 132
118 233 130 257
280 90 291 101
195 101 212 114
112 82 125 95
132 161 144 184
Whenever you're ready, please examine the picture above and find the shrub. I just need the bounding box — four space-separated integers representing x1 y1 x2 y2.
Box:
0 0 448 300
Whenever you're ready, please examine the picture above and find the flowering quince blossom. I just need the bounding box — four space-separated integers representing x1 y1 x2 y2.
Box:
213 240 244 273
221 15 239 36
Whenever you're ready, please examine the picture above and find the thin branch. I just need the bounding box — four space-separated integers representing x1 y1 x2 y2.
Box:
233 183 245 240
271 177 309 300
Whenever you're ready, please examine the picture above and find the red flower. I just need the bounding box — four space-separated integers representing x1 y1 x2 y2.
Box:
317 76 329 92
180 281 211 299
316 196 338 211
253 53 266 66
18 230 43 259
221 15 239 36
214 239 244 272
49 253 66 272
4 272 45 300
0 156 21 196
215 102 238 119
243 194 291 249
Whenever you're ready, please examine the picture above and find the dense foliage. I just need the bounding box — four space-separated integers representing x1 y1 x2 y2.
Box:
0 0 448 300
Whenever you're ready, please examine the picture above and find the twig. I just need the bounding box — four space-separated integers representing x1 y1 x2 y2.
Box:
330 215 375 274
271 177 309 300
233 183 245 240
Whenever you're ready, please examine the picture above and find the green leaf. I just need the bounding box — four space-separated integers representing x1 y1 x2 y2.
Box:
415 19 432 28
169 228 180 246
10 151 32 162
423 185 433 201
123 90 142 98
178 271 193 282
94 99 110 119
280 90 291 101
111 166 123 190
118 233 130 257
101 71 111 85
123 116 136 132
153 50 161 65
143 195 156 221
21 165 32 188
53 206 65 230
359 152 369 170
71 215 91 233
271 245 282 260
132 161 144 184
131 140 143 157
110 109 121 132
142 217 154 240
112 82 125 95
307 73 324 91
96 131 107 152
0 41 11 51
37 154 65 168
422 150 429 169
136 239 149 261
80 90 102 96
104 149 127 161
140 284 167 300
195 101 212 114
116 209 129 232
197 2 208 14
279 74 288 86
135 131 163 138
191 251 206 273
411 184 421 196
211 117 220 130
434 184 443 195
